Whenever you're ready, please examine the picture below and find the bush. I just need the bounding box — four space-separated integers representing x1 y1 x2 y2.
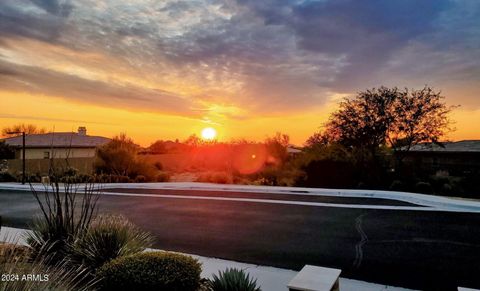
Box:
389 180 405 191
97 251 201 291
154 162 163 171
69 215 153 273
134 175 146 183
209 268 261 291
0 172 15 182
156 171 170 182
196 172 232 184
0 242 97 291
0 243 30 264
415 181 434 194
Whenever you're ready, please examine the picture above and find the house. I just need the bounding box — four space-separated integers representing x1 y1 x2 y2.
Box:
2 127 110 175
402 140 480 176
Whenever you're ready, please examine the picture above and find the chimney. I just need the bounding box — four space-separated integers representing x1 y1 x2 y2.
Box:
78 126 87 136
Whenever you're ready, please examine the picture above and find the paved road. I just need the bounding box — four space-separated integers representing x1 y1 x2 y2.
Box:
1 187 480 290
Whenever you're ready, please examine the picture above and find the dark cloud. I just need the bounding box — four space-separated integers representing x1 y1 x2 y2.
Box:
0 1 68 43
30 0 74 17
0 0 479 113
286 0 453 90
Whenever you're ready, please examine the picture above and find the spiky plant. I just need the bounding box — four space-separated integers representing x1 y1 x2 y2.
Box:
68 214 154 273
209 268 261 291
26 165 99 265
0 234 97 291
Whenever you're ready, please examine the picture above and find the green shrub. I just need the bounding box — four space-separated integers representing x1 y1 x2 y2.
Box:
209 268 261 291
69 215 153 273
97 251 201 291
26 217 73 264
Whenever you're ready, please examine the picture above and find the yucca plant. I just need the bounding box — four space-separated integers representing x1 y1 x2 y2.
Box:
26 164 99 265
209 268 261 291
68 214 154 273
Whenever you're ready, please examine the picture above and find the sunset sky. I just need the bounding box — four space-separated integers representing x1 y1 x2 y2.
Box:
0 0 479 146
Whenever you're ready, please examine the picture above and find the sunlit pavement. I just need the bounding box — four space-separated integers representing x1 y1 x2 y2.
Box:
1 183 480 290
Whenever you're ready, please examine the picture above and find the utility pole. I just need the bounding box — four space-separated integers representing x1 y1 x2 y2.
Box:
22 132 25 185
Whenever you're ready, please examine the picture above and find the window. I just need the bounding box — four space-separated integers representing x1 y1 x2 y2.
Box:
43 151 50 159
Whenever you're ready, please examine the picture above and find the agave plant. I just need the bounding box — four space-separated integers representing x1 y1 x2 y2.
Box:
209 268 261 291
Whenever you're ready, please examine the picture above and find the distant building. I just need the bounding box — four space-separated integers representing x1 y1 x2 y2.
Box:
287 146 302 156
402 140 480 176
3 127 110 160
2 127 110 175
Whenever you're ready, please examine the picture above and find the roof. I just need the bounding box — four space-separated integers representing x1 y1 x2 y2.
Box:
408 140 480 153
2 132 111 148
287 146 302 154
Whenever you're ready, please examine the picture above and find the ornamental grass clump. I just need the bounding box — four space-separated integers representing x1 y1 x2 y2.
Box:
69 214 154 273
0 226 97 291
209 268 261 291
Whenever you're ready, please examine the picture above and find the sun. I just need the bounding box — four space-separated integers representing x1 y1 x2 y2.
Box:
201 127 217 140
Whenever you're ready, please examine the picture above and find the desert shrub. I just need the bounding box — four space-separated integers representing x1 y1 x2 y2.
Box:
24 173 41 183
196 172 232 184
154 161 163 171
95 134 157 181
389 180 405 191
0 242 97 291
134 175 146 183
69 215 153 273
26 179 98 265
97 251 201 291
0 172 15 182
297 159 356 189
415 181 434 194
0 243 30 264
94 174 131 183
209 268 261 291
117 175 131 183
156 171 170 182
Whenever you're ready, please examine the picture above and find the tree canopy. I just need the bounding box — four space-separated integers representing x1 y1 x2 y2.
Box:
1 123 47 137
317 86 455 154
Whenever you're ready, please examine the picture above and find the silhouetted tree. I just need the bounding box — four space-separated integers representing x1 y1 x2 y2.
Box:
95 133 151 179
323 86 454 156
184 134 203 147
0 141 15 159
387 87 455 162
1 123 46 137
149 140 168 154
265 132 290 166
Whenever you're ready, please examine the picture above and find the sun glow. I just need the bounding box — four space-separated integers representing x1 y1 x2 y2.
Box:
201 127 217 140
